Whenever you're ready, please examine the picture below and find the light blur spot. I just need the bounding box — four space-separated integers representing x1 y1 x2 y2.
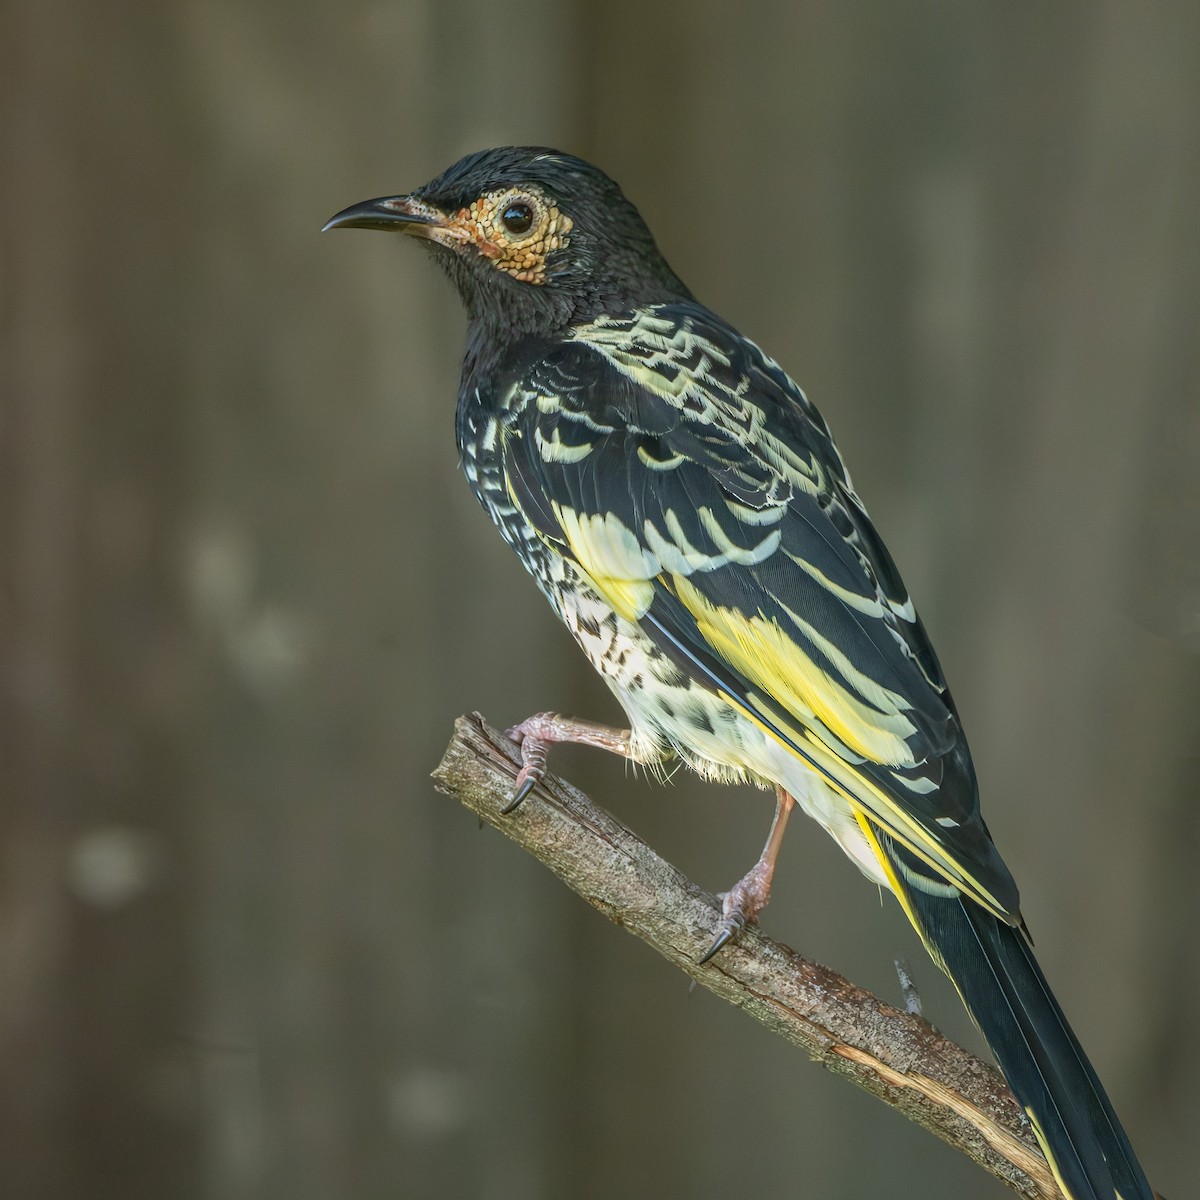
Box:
185 523 314 692
386 1066 470 1137
68 827 164 909
186 524 256 630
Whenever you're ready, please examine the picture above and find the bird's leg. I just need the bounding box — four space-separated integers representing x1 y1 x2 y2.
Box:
504 712 648 813
700 787 796 963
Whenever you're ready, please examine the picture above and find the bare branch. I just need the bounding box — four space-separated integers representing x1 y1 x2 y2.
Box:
433 713 1060 1198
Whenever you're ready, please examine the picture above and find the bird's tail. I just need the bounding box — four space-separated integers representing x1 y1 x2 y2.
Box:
881 835 1152 1200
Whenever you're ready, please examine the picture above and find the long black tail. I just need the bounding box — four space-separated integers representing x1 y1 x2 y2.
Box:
890 843 1152 1200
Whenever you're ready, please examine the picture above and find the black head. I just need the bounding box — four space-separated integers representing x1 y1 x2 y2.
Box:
324 147 692 335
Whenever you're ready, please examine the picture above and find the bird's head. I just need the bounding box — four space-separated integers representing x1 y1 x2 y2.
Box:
324 147 691 335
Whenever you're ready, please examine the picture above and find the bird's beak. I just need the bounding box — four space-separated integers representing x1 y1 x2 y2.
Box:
322 195 444 235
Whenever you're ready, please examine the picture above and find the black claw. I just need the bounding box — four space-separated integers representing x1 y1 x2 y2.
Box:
502 775 537 814
698 926 735 964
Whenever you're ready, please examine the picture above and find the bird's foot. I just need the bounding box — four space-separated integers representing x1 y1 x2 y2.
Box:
699 787 795 963
700 858 776 964
504 712 636 813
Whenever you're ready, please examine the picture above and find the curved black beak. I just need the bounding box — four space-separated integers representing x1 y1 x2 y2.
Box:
322 195 442 234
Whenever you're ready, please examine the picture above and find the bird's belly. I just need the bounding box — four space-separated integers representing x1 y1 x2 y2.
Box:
547 560 891 890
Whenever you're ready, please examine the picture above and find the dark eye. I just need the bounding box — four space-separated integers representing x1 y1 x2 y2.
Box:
501 201 534 235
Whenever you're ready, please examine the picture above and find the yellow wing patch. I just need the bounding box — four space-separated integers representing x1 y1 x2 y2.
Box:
671 575 915 767
551 503 656 621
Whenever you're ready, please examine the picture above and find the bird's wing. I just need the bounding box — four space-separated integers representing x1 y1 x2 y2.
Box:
500 303 1018 921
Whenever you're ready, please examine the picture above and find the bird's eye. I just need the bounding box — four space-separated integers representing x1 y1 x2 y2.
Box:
501 201 534 235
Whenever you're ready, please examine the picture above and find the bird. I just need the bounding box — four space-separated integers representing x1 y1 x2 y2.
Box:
325 147 1153 1200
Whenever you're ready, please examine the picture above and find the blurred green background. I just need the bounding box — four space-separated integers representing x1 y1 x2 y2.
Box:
4 3 1198 1198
